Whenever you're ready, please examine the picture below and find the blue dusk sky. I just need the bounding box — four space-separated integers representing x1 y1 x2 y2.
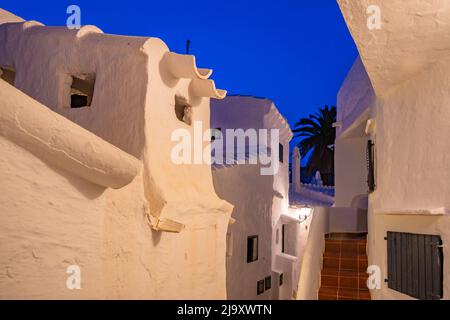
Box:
2 0 358 147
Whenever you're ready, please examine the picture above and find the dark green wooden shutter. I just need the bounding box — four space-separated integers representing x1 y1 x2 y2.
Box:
387 232 443 300
279 143 284 163
367 140 375 192
247 236 258 263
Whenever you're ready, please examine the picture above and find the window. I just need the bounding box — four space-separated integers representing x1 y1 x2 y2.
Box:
257 279 265 295
211 128 222 141
247 236 258 263
0 66 16 86
265 276 272 290
279 143 284 163
70 74 95 108
279 273 284 286
282 225 286 253
174 95 192 125
386 231 443 300
367 140 375 192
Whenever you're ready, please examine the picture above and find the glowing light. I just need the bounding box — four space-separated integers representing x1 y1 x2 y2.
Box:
298 207 313 221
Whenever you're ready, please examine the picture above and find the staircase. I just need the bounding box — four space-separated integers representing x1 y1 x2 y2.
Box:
319 233 371 300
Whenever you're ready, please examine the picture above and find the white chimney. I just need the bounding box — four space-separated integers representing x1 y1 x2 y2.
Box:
292 147 301 193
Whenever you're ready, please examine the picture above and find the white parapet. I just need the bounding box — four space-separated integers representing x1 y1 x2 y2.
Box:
190 78 227 99
163 51 226 99
163 52 212 80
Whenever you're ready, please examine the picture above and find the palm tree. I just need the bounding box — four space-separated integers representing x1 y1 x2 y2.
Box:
293 105 336 185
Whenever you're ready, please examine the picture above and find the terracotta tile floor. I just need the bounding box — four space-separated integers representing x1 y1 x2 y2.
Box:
319 234 371 300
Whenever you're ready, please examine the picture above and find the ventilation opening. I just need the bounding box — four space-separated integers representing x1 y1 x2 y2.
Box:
70 74 95 108
174 95 192 125
0 66 16 86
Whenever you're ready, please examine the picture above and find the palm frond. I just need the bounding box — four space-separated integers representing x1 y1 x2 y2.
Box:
293 105 337 180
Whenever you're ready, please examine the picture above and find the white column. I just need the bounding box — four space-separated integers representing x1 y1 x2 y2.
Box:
292 147 301 193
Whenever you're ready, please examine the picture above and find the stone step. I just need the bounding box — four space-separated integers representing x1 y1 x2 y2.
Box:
325 239 367 255
319 286 371 300
323 250 367 258
319 233 371 300
325 232 368 240
321 268 369 290
322 255 368 271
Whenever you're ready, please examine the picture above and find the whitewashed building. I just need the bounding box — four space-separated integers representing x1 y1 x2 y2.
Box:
211 95 293 299
333 0 450 300
211 96 333 300
0 9 233 299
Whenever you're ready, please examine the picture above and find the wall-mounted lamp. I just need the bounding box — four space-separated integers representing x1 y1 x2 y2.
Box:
288 205 313 223
289 205 313 223
298 207 313 222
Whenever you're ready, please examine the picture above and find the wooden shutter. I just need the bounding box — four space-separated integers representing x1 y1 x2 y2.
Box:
387 231 443 300
247 236 258 263
279 143 284 163
367 140 375 192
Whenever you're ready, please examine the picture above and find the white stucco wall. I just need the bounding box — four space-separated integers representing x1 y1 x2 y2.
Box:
212 165 274 300
368 58 450 300
338 0 450 96
334 135 368 208
335 56 374 208
372 59 450 213
0 81 231 299
336 56 375 137
0 15 232 299
280 210 317 300
335 57 450 299
0 136 175 299
336 0 450 299
211 96 294 300
296 207 330 300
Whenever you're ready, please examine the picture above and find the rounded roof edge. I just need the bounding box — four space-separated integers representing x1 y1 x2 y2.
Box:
141 37 170 55
76 25 104 38
0 8 25 24
22 20 44 30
